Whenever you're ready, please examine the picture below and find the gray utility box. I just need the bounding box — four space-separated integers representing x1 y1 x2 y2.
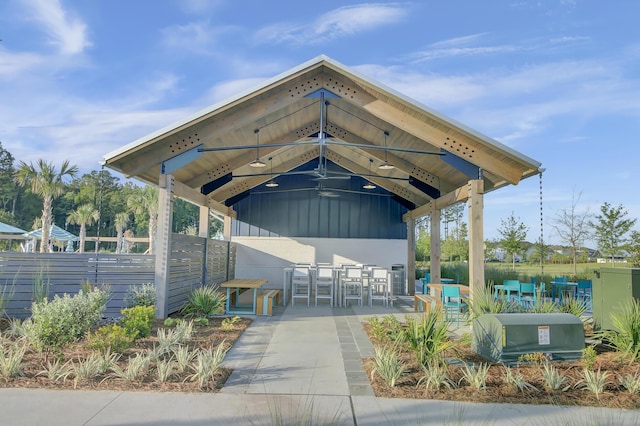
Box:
472 313 584 364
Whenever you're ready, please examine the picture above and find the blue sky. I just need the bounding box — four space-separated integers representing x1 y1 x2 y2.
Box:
1 0 639 246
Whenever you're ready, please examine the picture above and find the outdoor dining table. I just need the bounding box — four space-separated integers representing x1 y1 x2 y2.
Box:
550 281 578 302
220 278 268 315
493 284 520 301
422 277 454 294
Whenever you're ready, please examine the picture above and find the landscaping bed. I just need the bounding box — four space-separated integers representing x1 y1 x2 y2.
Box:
0 316 251 393
362 315 640 409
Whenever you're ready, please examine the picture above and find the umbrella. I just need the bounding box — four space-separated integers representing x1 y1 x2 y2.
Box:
0 221 27 234
23 224 79 242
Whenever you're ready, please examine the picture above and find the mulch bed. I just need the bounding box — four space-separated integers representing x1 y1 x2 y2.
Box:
0 317 251 393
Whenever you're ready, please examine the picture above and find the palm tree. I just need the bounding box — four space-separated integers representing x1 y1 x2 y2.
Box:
14 159 78 253
114 212 130 254
67 204 99 253
127 186 158 254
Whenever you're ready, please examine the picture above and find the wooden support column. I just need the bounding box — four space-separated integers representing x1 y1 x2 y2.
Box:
154 174 174 319
430 209 441 283
223 216 232 240
198 205 210 238
407 217 416 295
467 179 484 303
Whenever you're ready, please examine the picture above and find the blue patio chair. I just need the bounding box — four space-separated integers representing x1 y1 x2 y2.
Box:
421 272 431 294
577 279 592 310
519 282 536 309
442 285 467 326
496 279 521 304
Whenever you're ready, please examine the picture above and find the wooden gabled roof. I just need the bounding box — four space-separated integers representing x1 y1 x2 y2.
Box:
102 55 541 218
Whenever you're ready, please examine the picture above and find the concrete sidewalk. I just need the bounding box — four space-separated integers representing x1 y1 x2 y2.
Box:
1 298 639 425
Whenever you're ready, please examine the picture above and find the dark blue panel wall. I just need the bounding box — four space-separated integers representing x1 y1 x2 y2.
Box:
231 160 408 239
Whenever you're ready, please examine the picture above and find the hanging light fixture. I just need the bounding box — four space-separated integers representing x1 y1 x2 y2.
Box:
265 156 279 187
363 158 376 189
378 130 394 170
249 128 266 168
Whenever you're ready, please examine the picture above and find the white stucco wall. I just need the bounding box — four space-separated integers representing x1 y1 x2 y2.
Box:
232 236 408 290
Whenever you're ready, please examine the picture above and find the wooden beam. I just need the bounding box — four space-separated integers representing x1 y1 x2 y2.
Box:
355 98 525 185
209 146 319 203
171 179 236 218
111 75 322 178
402 184 470 222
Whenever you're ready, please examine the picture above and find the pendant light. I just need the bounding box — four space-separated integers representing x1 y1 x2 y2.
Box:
378 131 394 170
363 158 376 189
249 129 266 168
265 157 279 187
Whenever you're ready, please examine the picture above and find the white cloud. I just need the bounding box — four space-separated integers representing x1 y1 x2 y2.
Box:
160 21 236 55
21 0 91 55
201 78 271 105
430 33 489 48
0 49 44 77
254 3 408 45
411 45 520 62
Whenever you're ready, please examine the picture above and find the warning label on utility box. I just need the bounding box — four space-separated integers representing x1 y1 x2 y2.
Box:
538 326 550 345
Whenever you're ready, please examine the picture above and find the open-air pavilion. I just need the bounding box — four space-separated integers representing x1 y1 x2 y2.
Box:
102 55 542 315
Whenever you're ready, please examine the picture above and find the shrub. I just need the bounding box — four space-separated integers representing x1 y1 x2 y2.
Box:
164 317 180 327
120 305 156 339
0 341 26 379
503 366 537 393
542 361 570 391
402 310 454 367
0 282 15 318
87 324 134 353
417 361 454 391
558 294 588 320
459 363 490 390
25 287 109 353
582 345 598 370
187 342 228 389
518 352 547 366
467 283 520 320
601 299 640 361
193 317 209 327
369 344 405 388
221 316 241 332
577 368 612 400
181 285 226 318
123 283 156 308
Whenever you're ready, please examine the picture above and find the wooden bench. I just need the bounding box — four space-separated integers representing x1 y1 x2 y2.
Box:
256 289 282 316
414 293 442 317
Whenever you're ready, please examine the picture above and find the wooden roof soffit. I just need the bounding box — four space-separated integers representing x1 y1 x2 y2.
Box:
344 90 527 185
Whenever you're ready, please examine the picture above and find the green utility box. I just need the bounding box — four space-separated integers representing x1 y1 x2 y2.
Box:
472 313 584 364
592 267 640 330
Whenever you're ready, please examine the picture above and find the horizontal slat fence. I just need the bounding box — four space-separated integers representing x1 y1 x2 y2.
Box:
0 236 236 319
0 253 155 318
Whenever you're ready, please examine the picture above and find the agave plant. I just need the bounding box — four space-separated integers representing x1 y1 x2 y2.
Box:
181 285 227 318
